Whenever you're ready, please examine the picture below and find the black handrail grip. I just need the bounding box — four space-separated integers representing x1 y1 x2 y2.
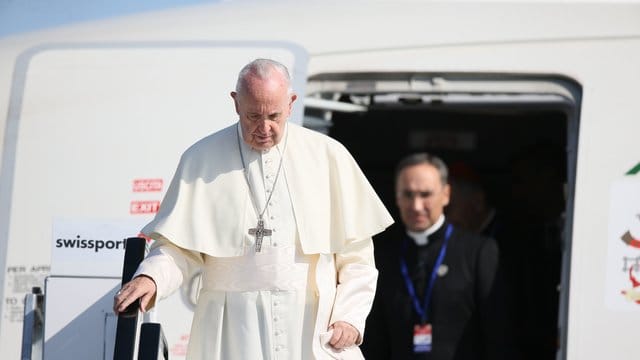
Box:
119 237 147 317
113 317 138 360
138 323 169 360
113 237 147 360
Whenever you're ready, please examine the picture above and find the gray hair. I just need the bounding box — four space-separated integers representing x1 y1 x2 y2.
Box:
395 152 449 186
235 58 292 95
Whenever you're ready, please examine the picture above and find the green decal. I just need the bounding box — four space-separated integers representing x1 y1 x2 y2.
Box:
626 163 640 175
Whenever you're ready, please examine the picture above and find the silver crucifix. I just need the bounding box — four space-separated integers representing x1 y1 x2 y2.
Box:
248 218 272 252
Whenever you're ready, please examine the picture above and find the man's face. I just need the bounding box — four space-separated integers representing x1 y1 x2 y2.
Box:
231 75 297 151
395 163 451 232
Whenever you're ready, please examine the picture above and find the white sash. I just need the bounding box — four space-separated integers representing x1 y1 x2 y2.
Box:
201 245 310 292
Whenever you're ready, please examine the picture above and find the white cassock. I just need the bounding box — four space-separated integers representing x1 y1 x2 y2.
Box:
135 122 393 359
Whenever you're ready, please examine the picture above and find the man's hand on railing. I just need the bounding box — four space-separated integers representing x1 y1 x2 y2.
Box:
113 275 157 314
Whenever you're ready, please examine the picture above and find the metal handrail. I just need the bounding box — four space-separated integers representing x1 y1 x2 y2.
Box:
21 287 44 360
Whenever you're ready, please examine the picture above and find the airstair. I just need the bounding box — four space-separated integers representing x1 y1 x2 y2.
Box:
20 238 168 360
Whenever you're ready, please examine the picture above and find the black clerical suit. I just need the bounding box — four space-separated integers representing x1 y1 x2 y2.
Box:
361 221 516 360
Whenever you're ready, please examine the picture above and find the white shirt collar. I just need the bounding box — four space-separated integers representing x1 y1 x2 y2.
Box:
406 214 445 246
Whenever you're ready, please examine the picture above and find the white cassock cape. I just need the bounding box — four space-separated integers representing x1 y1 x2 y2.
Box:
136 122 393 359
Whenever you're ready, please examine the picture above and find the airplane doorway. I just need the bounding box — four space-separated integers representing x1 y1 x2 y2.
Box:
304 73 580 360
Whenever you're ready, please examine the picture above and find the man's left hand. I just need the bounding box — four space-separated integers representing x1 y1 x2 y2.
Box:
329 321 359 349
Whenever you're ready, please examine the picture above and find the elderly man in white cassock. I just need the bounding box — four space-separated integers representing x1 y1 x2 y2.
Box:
113 58 393 359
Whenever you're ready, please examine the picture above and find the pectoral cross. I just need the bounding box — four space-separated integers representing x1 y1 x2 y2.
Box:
248 218 272 252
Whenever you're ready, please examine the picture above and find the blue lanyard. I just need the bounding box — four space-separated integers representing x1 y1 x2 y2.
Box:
400 224 453 324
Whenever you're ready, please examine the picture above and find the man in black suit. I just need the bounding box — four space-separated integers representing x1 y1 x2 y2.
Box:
361 153 516 360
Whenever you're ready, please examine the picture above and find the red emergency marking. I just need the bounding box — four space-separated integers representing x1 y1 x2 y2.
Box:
130 200 160 214
621 231 640 249
132 178 163 192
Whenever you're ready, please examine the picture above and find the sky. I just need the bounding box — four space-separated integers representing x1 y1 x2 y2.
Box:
0 0 222 38
1 0 639 38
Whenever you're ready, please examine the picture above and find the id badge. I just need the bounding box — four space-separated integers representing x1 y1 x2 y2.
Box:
413 323 432 353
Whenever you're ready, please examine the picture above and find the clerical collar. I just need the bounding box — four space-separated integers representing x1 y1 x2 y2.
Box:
406 215 445 246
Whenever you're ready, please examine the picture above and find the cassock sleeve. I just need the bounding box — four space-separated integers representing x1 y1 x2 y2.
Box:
133 237 205 304
328 236 378 344
359 277 391 359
